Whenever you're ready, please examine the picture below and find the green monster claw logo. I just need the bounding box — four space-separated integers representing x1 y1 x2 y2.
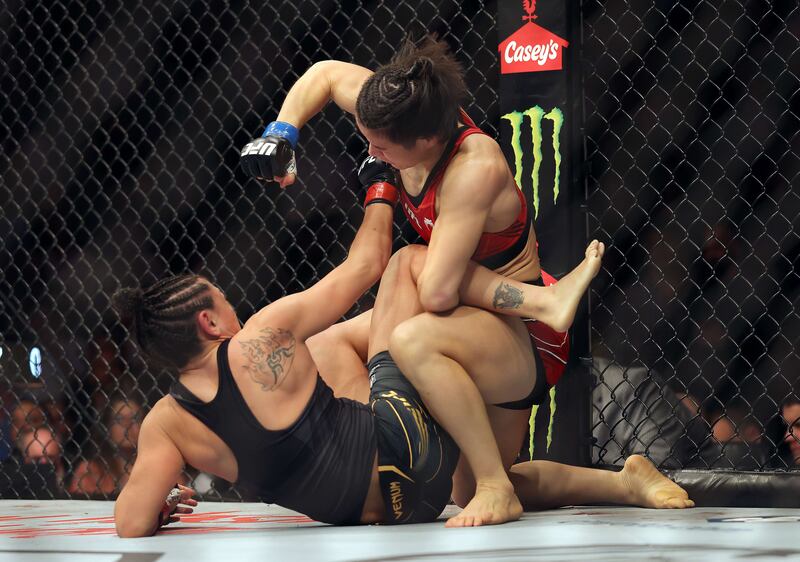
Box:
501 106 564 218
503 105 564 457
528 386 557 458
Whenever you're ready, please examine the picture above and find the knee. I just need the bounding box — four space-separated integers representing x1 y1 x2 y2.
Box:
388 317 437 375
387 319 420 363
307 323 361 366
394 243 427 260
306 326 339 359
387 244 427 277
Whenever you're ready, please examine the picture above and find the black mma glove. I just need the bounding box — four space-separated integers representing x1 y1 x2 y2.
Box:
358 156 400 207
240 121 298 181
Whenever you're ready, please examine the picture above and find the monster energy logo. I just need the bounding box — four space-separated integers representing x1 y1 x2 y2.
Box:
529 386 557 458
502 106 564 218
504 105 564 457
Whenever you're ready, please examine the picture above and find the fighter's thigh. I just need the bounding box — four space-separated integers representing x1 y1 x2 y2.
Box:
390 306 537 404
450 405 531 506
308 309 372 402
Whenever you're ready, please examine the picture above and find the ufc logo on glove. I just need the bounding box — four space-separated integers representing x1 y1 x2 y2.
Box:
241 139 278 156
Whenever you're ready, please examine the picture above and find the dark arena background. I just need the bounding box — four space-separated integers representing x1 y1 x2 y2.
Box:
1 0 799 560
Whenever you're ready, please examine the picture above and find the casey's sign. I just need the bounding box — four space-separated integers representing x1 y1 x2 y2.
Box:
498 3 569 74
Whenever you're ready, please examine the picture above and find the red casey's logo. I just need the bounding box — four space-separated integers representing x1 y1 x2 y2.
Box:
499 1 569 74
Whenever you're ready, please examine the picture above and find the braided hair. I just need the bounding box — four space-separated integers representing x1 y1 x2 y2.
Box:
356 36 468 147
112 274 213 371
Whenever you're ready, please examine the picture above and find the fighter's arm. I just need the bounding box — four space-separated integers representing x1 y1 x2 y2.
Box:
241 62 373 186
248 201 394 343
416 154 507 312
114 410 187 538
277 60 373 125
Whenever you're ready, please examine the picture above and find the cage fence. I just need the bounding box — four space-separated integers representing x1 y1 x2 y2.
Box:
0 0 798 502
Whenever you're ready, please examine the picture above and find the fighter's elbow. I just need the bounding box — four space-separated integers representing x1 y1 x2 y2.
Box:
308 60 336 76
116 528 143 539
114 501 155 538
418 286 458 313
115 519 153 539
309 60 346 91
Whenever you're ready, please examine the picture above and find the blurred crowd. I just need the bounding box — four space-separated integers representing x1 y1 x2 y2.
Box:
0 335 228 500
592 356 800 471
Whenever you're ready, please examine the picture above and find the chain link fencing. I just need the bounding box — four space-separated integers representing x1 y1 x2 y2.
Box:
0 0 797 502
583 1 800 472
0 0 500 500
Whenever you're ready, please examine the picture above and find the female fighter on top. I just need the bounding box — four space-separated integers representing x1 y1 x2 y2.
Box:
239 37 693 526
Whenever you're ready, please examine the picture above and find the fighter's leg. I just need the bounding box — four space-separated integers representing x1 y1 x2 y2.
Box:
367 247 428 358
370 239 604 353
389 307 535 527
396 241 605 332
448 392 695 512
370 241 602 525
395 240 610 509
449 405 530 508
308 310 372 403
508 455 694 510
372 243 691 513
368 246 526 526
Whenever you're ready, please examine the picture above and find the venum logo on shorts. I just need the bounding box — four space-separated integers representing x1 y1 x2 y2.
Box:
502 105 564 218
498 1 569 74
389 481 403 519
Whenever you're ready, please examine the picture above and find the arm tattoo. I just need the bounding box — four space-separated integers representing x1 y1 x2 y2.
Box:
238 328 296 391
492 282 524 310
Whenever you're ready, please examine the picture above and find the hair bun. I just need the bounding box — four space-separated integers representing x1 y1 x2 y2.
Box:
404 57 433 80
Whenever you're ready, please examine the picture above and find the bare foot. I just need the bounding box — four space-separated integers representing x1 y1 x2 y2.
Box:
531 239 605 332
445 481 523 528
618 454 695 509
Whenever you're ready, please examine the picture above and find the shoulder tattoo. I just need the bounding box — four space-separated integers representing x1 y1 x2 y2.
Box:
238 328 296 391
